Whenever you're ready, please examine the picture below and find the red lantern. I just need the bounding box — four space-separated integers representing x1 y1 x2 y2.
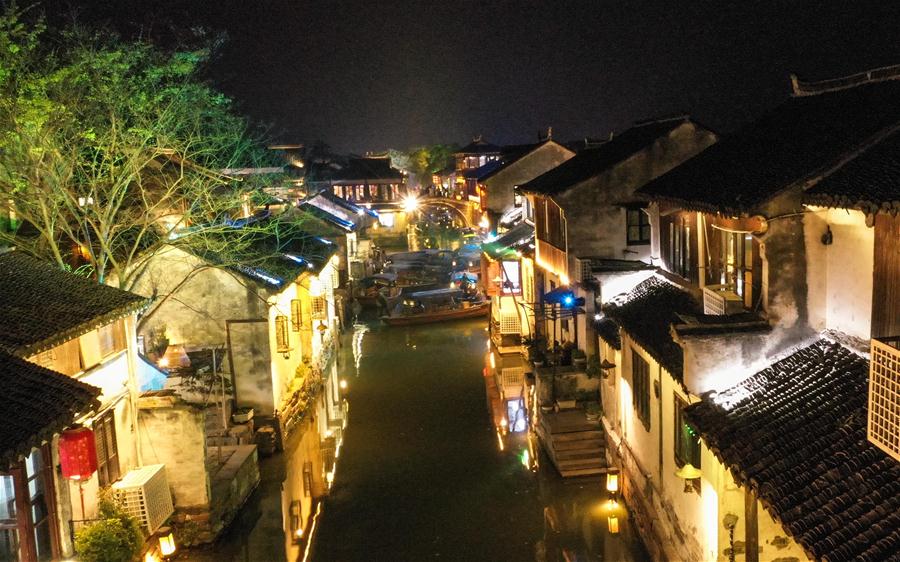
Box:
59 428 98 481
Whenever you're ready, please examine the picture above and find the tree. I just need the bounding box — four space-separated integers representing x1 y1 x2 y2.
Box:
0 7 280 289
389 144 456 189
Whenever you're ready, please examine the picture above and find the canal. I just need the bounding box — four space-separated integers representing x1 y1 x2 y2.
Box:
188 317 649 561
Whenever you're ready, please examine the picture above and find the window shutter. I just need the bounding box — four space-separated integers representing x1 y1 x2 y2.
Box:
291 300 302 331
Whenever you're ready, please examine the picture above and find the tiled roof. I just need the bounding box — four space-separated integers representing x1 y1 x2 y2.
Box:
0 349 100 469
330 158 402 182
518 118 687 196
0 251 147 356
481 222 534 260
193 221 338 288
600 276 700 383
805 127 900 214
638 77 900 214
455 137 501 155
685 339 900 562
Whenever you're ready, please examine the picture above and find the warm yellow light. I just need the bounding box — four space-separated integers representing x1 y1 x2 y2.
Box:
158 357 170 368
500 417 508 427
489 352 496 369
606 471 619 493
339 379 348 390
402 195 419 213
144 553 160 562
607 516 619 534
478 214 490 230
158 529 176 556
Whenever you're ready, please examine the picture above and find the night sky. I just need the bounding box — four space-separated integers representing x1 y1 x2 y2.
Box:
37 0 900 153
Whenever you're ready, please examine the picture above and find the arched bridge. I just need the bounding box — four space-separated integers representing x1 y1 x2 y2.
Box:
415 196 479 228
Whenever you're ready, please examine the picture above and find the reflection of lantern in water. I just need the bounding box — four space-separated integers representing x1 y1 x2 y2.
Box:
607 516 619 534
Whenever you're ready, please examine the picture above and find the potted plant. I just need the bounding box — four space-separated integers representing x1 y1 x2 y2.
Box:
232 407 254 424
75 493 143 562
584 401 602 421
524 335 547 367
572 348 587 369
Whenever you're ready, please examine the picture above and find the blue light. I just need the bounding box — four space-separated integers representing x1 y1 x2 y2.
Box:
562 295 575 306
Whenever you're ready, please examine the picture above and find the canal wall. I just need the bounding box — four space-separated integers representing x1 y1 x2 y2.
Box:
602 418 697 562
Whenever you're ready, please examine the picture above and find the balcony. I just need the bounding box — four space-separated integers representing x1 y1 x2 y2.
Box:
869 336 900 462
702 283 744 315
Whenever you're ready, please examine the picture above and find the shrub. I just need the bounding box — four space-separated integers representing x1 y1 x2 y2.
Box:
75 495 144 562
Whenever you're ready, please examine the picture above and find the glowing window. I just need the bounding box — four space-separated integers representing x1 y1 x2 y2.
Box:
379 212 395 228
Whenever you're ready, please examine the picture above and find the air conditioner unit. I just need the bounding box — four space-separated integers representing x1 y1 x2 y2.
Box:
702 284 744 315
111 464 174 533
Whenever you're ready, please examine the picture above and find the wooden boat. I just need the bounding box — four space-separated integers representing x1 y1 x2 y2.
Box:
381 288 489 326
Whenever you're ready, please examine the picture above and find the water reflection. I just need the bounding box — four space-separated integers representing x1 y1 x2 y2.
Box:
189 319 647 561
486 347 650 562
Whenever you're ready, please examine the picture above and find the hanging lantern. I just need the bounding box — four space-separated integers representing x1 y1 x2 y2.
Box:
606 470 619 494
675 463 703 493
59 428 98 481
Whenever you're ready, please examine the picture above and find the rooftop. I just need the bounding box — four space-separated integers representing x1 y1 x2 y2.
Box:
685 339 900 562
0 251 147 356
805 126 900 214
0 349 100 469
638 71 900 214
455 136 502 155
330 157 402 182
518 117 688 196
481 222 535 260
191 221 338 289
599 276 701 383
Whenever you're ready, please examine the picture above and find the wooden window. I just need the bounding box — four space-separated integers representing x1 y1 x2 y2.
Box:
97 320 125 358
1 447 60 561
94 411 120 487
627 209 651 245
631 349 651 431
667 217 692 279
275 315 290 352
674 395 702 491
291 300 302 331
311 297 327 320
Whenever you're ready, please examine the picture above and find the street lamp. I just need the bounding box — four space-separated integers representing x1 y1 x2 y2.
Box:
402 195 419 213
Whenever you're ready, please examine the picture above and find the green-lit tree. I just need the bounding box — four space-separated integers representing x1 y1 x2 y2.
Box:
0 6 281 289
389 144 456 189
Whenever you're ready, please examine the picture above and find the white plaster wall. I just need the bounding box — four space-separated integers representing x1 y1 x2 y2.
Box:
138 404 211 509
803 208 873 340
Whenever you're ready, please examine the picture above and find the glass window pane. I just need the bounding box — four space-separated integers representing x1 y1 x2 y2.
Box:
0 476 15 521
0 528 19 561
33 520 52 561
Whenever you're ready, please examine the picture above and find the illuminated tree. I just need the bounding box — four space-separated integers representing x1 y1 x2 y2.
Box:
0 6 281 289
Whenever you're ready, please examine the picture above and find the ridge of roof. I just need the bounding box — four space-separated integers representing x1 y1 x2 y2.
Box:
685 339 900 561
0 252 148 356
790 63 900 97
519 118 689 196
638 76 900 214
1 349 101 469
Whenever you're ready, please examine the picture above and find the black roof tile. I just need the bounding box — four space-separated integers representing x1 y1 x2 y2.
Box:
330 158 402 182
805 127 900 214
519 118 687 196
685 339 900 561
0 349 100 469
600 276 701 383
638 77 900 214
0 251 147 356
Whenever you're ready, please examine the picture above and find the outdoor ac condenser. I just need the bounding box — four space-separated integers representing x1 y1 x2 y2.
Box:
111 463 175 533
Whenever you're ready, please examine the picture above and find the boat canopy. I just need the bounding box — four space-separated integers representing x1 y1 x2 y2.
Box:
408 287 463 299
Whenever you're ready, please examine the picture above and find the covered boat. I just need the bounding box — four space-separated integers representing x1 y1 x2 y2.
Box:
381 287 489 326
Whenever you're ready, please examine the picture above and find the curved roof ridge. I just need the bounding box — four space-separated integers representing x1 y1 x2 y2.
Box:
791 63 900 97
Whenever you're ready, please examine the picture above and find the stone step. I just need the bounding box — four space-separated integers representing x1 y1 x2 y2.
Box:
560 466 608 478
555 447 604 461
551 429 605 442
557 456 605 470
554 437 605 451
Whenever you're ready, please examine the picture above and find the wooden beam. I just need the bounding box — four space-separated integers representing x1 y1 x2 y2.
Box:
745 488 759 562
